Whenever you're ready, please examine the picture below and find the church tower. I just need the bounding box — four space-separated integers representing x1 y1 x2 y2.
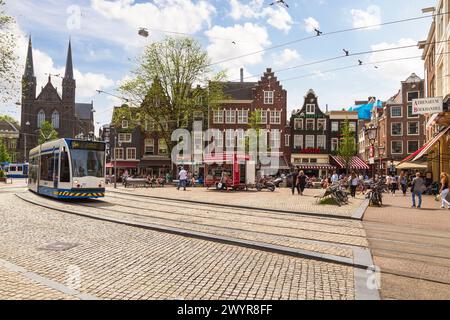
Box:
62 40 76 103
19 36 37 161
62 40 76 136
22 36 36 104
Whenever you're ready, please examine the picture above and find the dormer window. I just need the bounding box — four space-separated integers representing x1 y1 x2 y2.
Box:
122 120 129 129
306 104 315 114
264 91 274 104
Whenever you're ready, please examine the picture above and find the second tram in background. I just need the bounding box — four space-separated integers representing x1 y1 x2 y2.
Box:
28 139 106 199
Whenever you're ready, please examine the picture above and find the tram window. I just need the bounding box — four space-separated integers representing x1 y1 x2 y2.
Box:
60 152 70 182
40 154 56 181
71 149 105 178
17 166 23 172
9 166 16 172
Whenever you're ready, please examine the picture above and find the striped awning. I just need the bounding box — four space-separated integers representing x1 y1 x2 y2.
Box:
400 143 429 163
295 164 336 170
413 126 450 162
330 155 370 170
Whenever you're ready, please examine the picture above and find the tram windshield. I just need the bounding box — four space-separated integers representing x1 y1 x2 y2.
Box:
71 149 105 178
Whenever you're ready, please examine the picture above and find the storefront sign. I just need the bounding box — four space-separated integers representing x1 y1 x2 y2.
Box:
412 97 443 115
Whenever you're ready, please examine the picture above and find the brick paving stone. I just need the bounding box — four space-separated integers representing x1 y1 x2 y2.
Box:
110 186 364 218
22 192 365 258
0 193 355 300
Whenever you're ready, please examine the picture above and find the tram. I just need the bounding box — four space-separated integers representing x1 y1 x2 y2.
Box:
28 139 106 199
3 163 29 178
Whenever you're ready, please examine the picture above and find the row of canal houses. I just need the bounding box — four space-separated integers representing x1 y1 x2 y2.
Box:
101 68 427 179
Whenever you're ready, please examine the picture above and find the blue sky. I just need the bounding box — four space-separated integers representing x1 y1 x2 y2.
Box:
1 0 436 131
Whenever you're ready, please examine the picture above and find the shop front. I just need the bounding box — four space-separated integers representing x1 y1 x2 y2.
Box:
291 154 336 178
106 160 140 182
138 158 172 178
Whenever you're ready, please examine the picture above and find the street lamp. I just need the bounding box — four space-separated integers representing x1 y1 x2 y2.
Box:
24 121 30 163
365 125 378 178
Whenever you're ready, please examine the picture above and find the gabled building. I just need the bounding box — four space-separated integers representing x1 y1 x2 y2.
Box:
378 73 426 173
290 89 335 176
209 68 291 173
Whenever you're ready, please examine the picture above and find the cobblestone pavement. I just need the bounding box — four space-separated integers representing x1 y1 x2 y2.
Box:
364 193 450 300
21 191 368 259
0 193 356 300
111 186 365 218
0 263 76 300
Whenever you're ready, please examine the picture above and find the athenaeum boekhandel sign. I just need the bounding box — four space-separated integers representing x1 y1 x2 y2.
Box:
412 97 443 115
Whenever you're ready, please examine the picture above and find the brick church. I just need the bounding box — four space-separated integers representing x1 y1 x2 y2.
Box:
18 37 95 162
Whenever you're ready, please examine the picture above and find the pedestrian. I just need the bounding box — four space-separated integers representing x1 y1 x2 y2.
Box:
298 170 308 196
391 174 398 196
291 167 300 195
411 172 426 209
439 172 450 210
399 171 407 196
349 172 359 198
386 174 392 193
331 171 339 184
177 166 188 191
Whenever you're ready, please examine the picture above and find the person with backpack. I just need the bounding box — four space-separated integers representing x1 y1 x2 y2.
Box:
439 172 450 210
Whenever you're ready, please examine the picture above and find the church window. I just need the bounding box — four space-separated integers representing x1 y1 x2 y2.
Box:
51 110 60 129
37 110 45 128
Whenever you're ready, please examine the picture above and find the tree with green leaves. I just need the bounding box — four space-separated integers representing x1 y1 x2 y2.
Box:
246 110 265 153
0 0 18 103
0 140 11 163
120 36 225 154
338 118 357 174
0 115 19 128
38 121 58 144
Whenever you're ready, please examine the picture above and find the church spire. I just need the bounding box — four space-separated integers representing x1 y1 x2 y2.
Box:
64 40 74 79
24 36 34 78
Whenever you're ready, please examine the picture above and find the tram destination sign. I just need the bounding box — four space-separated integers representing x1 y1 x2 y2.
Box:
412 97 443 115
71 141 105 151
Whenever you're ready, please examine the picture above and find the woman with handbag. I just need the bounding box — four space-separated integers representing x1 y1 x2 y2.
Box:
411 172 426 209
439 172 450 210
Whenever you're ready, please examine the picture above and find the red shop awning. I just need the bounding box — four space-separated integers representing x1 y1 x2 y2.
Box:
330 156 370 170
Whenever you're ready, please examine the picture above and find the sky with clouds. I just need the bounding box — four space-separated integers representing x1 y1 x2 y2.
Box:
1 0 436 132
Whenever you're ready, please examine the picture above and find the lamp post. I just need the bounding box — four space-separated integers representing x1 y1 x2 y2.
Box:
366 125 378 178
24 121 30 163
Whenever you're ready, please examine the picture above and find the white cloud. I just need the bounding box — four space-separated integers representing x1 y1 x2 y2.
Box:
272 49 301 67
304 17 320 34
205 23 270 78
351 5 381 30
8 23 114 101
228 0 263 20
368 38 423 83
228 0 293 33
91 0 216 40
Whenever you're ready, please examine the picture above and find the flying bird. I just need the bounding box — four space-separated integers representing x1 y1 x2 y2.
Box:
343 49 349 56
138 28 149 38
358 60 363 65
270 0 289 8
374 66 379 69
232 41 236 45
314 28 322 36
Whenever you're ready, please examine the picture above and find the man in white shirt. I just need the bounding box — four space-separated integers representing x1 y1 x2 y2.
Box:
331 171 339 184
177 167 188 191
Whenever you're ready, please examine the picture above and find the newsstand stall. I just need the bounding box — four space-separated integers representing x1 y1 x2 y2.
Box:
204 152 254 191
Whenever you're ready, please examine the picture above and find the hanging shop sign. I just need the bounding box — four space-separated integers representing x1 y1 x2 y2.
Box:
412 97 443 115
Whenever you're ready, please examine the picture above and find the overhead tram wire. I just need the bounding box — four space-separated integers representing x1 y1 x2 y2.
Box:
230 38 450 83
140 27 247 43
207 10 450 68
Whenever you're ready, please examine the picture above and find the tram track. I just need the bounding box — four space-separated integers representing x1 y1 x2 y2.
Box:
16 192 372 268
105 193 366 232
108 189 360 220
17 191 450 295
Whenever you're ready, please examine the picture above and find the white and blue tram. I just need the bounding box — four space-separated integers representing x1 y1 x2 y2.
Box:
28 139 106 199
3 163 29 178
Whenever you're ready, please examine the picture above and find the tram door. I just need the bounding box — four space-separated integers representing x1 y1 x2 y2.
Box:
53 150 60 189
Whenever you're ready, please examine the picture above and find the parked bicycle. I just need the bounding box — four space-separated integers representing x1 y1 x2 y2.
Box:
366 182 387 207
